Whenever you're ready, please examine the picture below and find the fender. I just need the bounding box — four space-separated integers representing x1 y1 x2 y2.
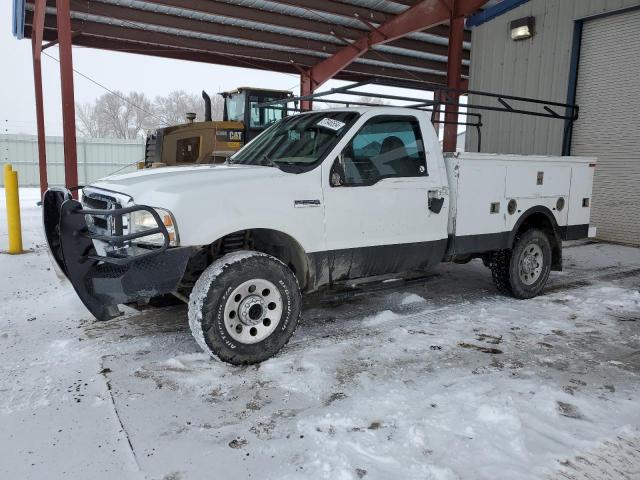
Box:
509 205 561 245
509 205 563 271
209 228 314 291
448 205 563 271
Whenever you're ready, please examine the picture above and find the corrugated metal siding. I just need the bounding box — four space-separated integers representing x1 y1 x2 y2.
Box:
572 9 640 246
466 0 640 155
0 135 143 187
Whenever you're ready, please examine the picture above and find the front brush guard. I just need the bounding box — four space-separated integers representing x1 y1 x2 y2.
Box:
42 188 192 320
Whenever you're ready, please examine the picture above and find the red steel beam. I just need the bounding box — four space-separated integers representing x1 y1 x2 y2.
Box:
271 0 472 42
273 0 389 25
37 0 471 56
55 0 79 197
30 13 450 86
119 0 469 59
65 0 463 76
443 11 465 152
303 0 486 96
36 30 444 87
300 73 313 111
31 0 47 198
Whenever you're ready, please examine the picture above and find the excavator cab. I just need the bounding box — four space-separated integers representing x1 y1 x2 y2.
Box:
221 87 293 142
144 87 293 168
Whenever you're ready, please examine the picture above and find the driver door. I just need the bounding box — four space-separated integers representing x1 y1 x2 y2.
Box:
321 113 448 281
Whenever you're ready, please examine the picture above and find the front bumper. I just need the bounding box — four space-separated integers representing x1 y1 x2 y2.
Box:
42 188 192 321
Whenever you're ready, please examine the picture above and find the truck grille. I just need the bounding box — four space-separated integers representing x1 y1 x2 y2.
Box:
82 195 109 210
81 191 122 231
145 129 163 164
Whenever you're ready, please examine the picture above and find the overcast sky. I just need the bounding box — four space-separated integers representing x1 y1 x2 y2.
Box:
0 2 312 136
0 2 457 138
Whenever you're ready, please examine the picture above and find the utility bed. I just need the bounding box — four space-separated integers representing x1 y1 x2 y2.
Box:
445 153 596 256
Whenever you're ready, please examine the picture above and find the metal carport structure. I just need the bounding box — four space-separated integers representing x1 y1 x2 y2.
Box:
12 0 491 196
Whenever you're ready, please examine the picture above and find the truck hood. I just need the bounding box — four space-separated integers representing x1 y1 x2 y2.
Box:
85 162 323 247
89 164 287 204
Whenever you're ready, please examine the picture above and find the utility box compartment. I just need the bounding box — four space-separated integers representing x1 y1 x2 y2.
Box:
505 165 571 198
445 153 596 241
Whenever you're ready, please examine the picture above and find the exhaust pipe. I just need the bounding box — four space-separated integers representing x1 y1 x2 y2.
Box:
202 90 212 122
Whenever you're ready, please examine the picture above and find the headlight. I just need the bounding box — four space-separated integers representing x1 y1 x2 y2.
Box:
129 208 179 246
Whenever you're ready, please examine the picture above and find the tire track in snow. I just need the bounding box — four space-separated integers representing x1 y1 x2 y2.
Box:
550 434 640 480
290 266 640 350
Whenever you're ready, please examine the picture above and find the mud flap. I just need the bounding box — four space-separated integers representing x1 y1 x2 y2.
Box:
42 189 192 321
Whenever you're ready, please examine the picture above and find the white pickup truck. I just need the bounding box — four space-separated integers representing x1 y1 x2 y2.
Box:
43 107 596 364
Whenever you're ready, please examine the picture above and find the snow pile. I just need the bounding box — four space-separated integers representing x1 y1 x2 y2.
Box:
2 189 640 480
128 282 640 480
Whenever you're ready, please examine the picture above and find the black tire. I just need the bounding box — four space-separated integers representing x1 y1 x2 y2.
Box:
188 251 301 365
490 228 552 299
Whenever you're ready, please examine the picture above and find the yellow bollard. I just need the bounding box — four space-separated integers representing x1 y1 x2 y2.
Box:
3 164 24 254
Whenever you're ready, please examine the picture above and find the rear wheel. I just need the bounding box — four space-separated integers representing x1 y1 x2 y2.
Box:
188 251 301 365
490 228 552 299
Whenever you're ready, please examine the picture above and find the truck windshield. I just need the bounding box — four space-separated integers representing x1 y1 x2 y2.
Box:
230 111 359 172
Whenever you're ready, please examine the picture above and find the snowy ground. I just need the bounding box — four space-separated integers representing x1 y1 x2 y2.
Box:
1 188 639 480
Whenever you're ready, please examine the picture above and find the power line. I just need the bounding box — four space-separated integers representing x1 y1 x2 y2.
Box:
42 50 170 126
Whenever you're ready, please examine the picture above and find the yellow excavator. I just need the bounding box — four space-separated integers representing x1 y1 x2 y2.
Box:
143 87 293 167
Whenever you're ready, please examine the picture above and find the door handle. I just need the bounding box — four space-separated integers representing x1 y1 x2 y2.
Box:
428 190 444 214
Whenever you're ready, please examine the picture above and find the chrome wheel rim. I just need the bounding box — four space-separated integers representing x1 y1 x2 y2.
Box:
518 243 543 285
224 278 283 344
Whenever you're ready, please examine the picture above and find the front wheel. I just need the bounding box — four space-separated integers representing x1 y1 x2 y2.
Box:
188 251 301 365
490 229 552 299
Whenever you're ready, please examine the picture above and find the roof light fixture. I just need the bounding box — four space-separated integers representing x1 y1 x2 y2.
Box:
510 16 535 41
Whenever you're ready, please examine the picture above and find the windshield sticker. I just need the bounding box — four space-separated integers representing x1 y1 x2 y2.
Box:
316 118 346 131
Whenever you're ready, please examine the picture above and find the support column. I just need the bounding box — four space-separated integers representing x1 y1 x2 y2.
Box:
32 0 47 199
56 0 79 197
300 72 314 111
443 13 465 153
32 54 48 198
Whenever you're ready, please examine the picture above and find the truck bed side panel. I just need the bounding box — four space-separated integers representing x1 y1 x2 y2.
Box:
455 164 507 236
445 153 596 256
505 165 571 198
567 164 595 238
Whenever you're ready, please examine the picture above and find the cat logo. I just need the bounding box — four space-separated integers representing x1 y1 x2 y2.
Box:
228 131 243 142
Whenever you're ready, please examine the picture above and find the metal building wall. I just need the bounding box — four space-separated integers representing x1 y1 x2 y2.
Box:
571 9 640 246
0 134 144 187
466 0 640 155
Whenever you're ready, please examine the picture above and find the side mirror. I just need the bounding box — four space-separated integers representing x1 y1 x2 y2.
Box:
330 157 345 187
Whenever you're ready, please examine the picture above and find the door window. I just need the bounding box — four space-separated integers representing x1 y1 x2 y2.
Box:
337 116 427 186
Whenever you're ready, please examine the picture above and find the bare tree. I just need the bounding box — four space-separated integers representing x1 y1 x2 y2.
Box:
152 90 223 125
127 91 155 138
311 95 390 110
76 101 106 138
209 93 225 121
76 89 225 139
76 90 154 139
153 90 201 126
